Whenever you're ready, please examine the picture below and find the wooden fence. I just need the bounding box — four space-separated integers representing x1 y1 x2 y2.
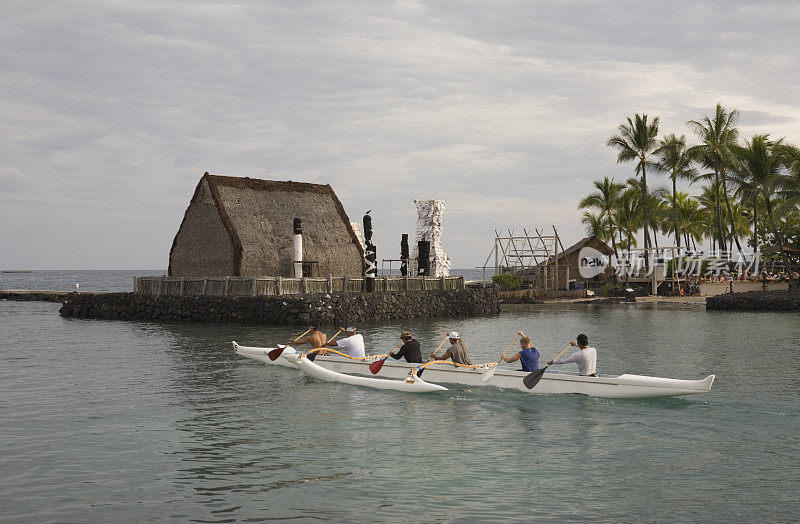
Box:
134 275 466 297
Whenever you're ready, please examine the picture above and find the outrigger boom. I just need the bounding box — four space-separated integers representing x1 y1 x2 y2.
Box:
233 342 715 399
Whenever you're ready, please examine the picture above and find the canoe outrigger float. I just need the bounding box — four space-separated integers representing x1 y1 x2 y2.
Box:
233 342 715 398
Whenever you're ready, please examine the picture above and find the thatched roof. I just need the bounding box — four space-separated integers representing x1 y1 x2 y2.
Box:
534 235 614 267
169 173 365 277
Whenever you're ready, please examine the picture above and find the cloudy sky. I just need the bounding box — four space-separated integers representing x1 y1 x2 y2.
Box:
2 0 799 270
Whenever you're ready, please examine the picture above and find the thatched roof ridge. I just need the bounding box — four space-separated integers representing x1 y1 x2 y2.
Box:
204 173 365 264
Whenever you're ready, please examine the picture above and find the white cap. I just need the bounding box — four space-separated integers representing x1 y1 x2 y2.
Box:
346 326 356 332
449 331 459 339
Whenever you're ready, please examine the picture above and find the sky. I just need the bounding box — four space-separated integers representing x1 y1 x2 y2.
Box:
2 0 799 270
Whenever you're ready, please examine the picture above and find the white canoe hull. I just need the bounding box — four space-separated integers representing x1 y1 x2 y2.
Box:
232 342 715 398
289 353 447 393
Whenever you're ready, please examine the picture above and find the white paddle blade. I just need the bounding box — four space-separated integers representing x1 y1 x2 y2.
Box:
481 367 496 382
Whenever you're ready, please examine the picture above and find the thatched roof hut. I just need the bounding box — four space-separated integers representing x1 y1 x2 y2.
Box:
169 173 365 277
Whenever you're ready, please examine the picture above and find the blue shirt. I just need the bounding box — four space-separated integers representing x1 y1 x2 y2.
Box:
519 347 540 372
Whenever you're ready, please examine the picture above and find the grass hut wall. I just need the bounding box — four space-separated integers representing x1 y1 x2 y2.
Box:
169 173 365 277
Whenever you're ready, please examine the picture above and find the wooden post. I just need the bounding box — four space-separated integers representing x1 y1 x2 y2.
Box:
327 275 333 293
459 276 465 290
440 275 446 290
133 277 138 293
224 276 230 296
252 278 257 296
301 277 307 295
201 278 207 295
383 275 389 291
158 275 164 296
180 277 185 295
342 276 349 293
404 274 409 291
276 276 282 295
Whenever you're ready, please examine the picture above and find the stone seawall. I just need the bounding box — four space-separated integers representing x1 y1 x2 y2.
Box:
706 290 800 311
1 290 71 302
58 288 500 324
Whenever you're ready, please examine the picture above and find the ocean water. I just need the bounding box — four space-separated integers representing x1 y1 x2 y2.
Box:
1 296 798 522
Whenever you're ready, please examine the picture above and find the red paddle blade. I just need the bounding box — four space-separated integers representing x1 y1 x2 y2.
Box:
369 357 387 374
268 346 285 361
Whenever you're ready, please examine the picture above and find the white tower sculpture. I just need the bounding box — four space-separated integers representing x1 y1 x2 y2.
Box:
411 199 451 277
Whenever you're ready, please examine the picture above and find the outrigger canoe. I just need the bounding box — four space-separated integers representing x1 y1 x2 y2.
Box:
233 342 715 399
282 351 448 393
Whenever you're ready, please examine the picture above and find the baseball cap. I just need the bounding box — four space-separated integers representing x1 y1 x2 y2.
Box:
449 331 459 339
346 326 356 333
400 331 412 338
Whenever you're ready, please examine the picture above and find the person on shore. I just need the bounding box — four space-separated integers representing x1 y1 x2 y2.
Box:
294 325 327 361
389 331 422 363
326 325 366 358
501 331 539 372
547 334 597 377
429 331 473 365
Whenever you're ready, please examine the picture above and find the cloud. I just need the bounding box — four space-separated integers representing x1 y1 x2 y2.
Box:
0 167 35 192
1 1 799 268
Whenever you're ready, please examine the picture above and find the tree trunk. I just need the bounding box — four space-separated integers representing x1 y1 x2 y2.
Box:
752 198 758 250
721 173 743 256
765 198 797 290
713 171 727 251
672 177 680 248
641 157 650 268
625 232 632 287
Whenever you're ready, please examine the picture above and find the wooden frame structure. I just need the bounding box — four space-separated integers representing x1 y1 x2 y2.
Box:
477 226 569 290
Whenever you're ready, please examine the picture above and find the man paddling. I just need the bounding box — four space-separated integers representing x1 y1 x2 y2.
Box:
389 331 423 363
501 331 540 372
326 325 366 358
294 325 328 361
429 331 473 365
547 334 597 377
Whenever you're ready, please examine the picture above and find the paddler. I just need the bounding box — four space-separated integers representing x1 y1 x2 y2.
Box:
293 325 328 361
326 325 366 358
501 331 540 372
389 331 422 363
547 334 598 377
429 331 473 365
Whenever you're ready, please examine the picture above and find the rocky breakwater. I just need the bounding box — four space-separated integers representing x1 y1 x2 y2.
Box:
59 288 500 324
1 290 72 302
706 290 800 311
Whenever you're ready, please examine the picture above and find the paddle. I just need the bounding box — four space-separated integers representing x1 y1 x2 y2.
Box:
418 335 451 377
268 327 313 361
522 344 572 389
481 331 522 382
308 328 342 362
368 342 404 374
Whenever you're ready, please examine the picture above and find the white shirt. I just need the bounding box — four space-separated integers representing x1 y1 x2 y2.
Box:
335 334 366 358
553 346 597 376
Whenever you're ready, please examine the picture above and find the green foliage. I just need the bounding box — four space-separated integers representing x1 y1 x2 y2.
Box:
600 281 625 297
492 272 523 290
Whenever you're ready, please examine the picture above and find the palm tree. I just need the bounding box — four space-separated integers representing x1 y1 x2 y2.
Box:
673 192 702 250
697 183 725 250
578 177 625 255
581 211 612 243
613 190 642 285
607 114 660 259
625 177 669 248
731 135 796 289
688 103 741 254
656 134 697 248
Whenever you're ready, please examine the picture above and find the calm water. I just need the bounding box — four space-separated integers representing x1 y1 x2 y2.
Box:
1 300 799 521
